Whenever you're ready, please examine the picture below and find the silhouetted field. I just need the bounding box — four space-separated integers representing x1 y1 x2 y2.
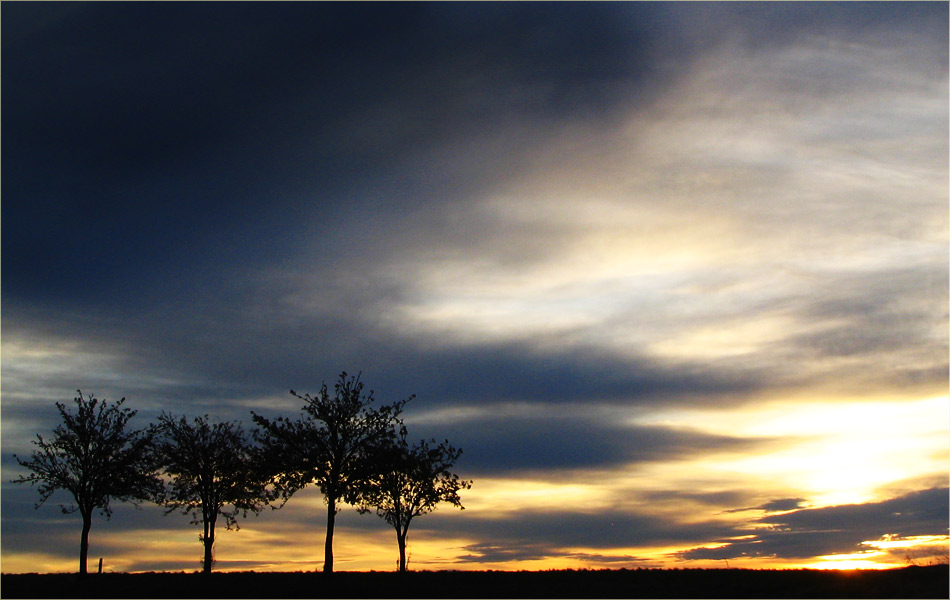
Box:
2 565 947 598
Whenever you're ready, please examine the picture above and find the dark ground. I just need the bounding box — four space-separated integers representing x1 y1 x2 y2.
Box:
1 565 947 599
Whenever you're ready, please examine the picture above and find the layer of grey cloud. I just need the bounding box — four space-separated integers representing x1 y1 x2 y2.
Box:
391 487 950 566
678 487 949 561
725 498 809 514
409 410 781 475
422 508 741 559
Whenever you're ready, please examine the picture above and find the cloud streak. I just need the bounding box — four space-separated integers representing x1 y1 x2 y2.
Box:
679 487 949 562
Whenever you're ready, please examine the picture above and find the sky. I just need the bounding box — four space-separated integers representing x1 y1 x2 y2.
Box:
2 1 948 574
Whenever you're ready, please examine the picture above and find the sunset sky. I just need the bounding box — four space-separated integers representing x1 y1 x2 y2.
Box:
2 2 947 574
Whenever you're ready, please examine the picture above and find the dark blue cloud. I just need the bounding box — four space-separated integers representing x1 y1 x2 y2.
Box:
1 2 665 308
410 414 778 475
410 487 950 565
754 498 808 513
439 509 741 560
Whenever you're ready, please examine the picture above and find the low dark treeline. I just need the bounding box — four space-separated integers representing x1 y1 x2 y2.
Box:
2 565 947 599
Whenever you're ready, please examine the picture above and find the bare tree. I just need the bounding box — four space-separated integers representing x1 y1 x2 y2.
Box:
11 391 162 575
153 413 273 574
251 371 410 573
358 426 471 572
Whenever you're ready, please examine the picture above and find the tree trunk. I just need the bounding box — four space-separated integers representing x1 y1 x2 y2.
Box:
324 496 336 574
79 511 92 576
397 529 408 573
203 513 216 574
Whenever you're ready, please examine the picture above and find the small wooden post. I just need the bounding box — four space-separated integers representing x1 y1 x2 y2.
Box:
98 558 103 574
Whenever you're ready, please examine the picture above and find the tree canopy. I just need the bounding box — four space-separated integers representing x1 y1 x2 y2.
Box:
154 413 273 573
251 371 411 573
358 425 472 572
11 391 162 575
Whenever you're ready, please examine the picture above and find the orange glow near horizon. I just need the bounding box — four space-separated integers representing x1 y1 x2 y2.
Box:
2 393 946 575
2 525 946 574
9 494 946 574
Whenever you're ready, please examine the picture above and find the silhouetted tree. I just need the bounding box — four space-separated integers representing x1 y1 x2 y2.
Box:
251 371 411 573
153 413 273 574
10 391 162 575
358 426 471 572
